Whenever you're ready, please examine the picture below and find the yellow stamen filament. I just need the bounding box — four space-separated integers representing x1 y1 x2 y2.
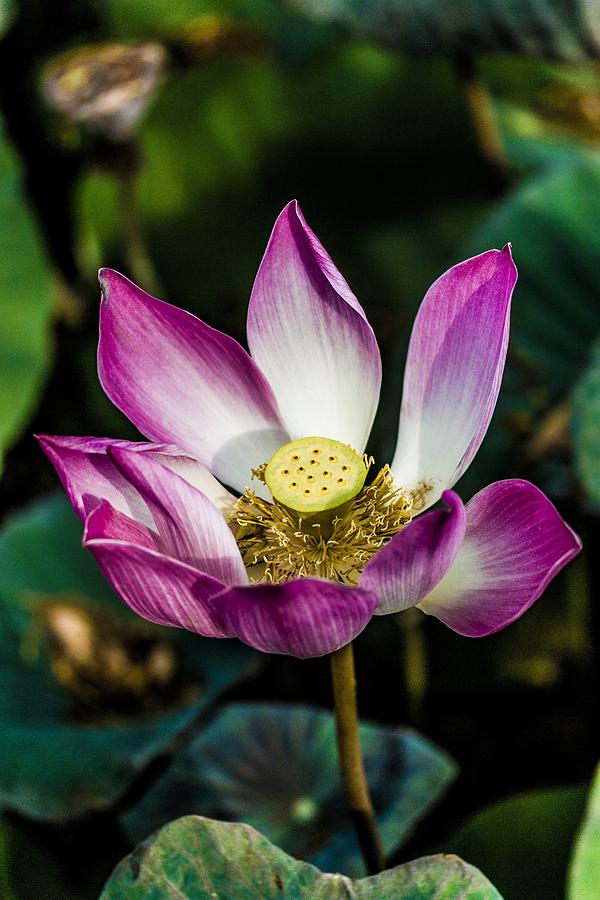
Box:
231 465 413 586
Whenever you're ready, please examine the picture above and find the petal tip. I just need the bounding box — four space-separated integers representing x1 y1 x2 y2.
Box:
98 266 114 288
35 432 62 454
98 268 133 304
500 242 517 280
35 433 52 458
440 489 461 508
275 198 298 219
563 522 583 558
278 198 304 233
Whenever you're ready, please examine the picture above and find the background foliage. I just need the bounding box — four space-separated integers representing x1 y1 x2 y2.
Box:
2 0 600 896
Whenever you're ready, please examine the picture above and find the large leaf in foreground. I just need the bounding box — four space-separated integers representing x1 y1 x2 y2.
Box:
0 120 52 471
102 815 502 898
122 703 456 876
294 0 600 61
569 763 600 899
0 494 257 820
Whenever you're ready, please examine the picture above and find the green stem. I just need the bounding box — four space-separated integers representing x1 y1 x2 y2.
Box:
117 167 162 296
398 607 427 727
330 642 386 874
454 51 509 188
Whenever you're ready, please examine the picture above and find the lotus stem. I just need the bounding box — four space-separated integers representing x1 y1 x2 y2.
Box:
117 166 162 297
399 607 427 726
454 51 509 188
330 641 386 874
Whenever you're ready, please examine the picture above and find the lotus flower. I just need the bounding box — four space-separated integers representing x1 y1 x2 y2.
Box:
38 202 580 658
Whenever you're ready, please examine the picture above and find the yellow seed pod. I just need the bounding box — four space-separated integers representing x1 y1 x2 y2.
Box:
265 436 367 515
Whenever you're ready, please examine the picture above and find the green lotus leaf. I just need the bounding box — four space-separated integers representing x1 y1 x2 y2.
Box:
568 762 600 899
0 494 258 820
102 814 503 898
572 337 600 502
447 786 587 900
122 702 456 877
293 0 600 61
462 157 600 492
0 119 52 473
0 0 15 38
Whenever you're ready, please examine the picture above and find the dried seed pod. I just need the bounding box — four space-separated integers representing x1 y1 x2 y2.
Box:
42 42 166 141
41 596 198 718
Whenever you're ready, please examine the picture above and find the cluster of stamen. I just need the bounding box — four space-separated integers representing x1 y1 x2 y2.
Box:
231 459 414 586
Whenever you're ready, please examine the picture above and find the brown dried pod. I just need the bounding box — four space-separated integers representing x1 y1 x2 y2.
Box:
42 42 167 141
38 595 199 720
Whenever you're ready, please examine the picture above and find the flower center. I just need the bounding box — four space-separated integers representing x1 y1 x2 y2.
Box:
231 438 413 585
264 436 368 516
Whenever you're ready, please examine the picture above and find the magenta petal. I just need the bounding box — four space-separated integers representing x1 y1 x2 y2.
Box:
362 491 466 615
391 247 517 508
108 446 248 586
84 497 160 550
98 270 289 494
215 578 377 658
247 201 381 453
37 434 155 524
418 480 582 637
84 502 232 636
37 434 236 526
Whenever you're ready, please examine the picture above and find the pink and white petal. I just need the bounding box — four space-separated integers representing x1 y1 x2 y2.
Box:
247 201 381 453
37 434 237 525
37 434 155 525
108 446 248 586
98 269 289 494
84 501 232 637
117 440 238 514
84 496 160 550
215 578 377 659
391 247 518 509
156 451 237 517
362 491 466 615
418 479 582 637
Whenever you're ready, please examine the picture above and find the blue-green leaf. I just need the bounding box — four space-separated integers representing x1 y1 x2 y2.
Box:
0 494 258 820
572 337 600 502
122 702 456 877
294 0 600 61
462 157 600 492
102 815 503 899
0 0 15 38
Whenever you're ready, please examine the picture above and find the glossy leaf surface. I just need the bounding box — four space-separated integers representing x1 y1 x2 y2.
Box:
122 702 456 876
103 815 503 898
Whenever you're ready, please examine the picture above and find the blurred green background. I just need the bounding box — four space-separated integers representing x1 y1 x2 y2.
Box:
2 1 600 897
